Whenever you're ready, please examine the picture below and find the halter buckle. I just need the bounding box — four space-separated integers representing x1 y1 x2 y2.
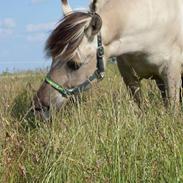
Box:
97 46 104 58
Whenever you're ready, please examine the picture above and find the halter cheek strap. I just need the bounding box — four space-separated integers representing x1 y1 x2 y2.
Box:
45 33 105 97
97 33 105 76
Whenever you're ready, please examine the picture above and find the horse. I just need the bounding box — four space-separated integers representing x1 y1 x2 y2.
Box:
34 0 183 120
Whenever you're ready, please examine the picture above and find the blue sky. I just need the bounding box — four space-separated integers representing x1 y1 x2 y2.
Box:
0 0 89 73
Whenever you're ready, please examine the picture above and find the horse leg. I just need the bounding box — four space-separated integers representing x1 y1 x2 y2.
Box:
162 62 182 109
117 58 142 107
125 77 142 107
155 78 168 107
180 77 183 104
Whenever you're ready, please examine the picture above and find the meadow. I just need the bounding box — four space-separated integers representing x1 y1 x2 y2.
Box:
0 64 183 183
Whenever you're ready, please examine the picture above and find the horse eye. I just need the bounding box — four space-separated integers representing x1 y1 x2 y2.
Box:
67 61 82 70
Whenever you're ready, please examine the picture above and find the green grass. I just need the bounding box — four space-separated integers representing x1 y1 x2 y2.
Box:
0 65 183 182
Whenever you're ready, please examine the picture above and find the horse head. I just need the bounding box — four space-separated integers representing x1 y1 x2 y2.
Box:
34 0 105 120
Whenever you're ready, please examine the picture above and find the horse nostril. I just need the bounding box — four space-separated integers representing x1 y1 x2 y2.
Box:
33 94 50 112
35 105 50 112
45 105 50 111
33 104 51 121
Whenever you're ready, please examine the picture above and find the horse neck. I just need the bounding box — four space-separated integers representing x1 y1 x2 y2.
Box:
96 0 128 59
97 0 181 59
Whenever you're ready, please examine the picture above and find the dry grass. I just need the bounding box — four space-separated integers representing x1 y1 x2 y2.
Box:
0 65 183 183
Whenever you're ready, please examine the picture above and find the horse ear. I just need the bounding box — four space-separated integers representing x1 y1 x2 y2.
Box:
90 13 102 36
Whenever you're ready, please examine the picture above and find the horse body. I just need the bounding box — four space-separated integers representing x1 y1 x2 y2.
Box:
98 0 183 106
34 0 183 119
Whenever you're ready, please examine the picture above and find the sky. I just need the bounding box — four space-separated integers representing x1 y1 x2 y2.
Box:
0 0 89 73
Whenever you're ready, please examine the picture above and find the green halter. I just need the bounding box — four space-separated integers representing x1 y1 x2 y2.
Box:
45 33 105 97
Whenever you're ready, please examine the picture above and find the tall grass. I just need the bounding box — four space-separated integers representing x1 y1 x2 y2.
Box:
0 65 183 182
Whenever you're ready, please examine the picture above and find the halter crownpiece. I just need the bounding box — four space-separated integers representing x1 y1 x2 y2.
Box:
45 32 105 97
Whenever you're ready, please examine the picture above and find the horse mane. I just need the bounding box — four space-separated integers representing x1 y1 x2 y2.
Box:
45 11 92 61
90 0 97 12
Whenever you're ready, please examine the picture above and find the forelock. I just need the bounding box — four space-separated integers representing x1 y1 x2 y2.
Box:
45 11 92 61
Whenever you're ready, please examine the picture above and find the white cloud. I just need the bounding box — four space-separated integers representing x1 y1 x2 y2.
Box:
25 21 57 43
0 18 16 38
26 33 47 43
26 22 56 32
0 18 16 28
0 28 13 35
0 29 14 39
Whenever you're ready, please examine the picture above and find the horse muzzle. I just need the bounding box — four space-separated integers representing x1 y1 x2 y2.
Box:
33 95 51 121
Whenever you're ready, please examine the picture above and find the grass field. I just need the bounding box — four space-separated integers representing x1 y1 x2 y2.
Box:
0 64 183 183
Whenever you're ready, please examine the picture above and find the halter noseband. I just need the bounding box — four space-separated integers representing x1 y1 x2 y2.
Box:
45 33 105 97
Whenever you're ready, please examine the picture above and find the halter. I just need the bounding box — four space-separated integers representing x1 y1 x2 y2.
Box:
45 33 105 98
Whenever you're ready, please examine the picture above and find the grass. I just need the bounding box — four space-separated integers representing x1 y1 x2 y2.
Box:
0 65 183 182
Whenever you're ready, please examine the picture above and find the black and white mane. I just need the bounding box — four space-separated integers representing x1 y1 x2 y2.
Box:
45 12 92 60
